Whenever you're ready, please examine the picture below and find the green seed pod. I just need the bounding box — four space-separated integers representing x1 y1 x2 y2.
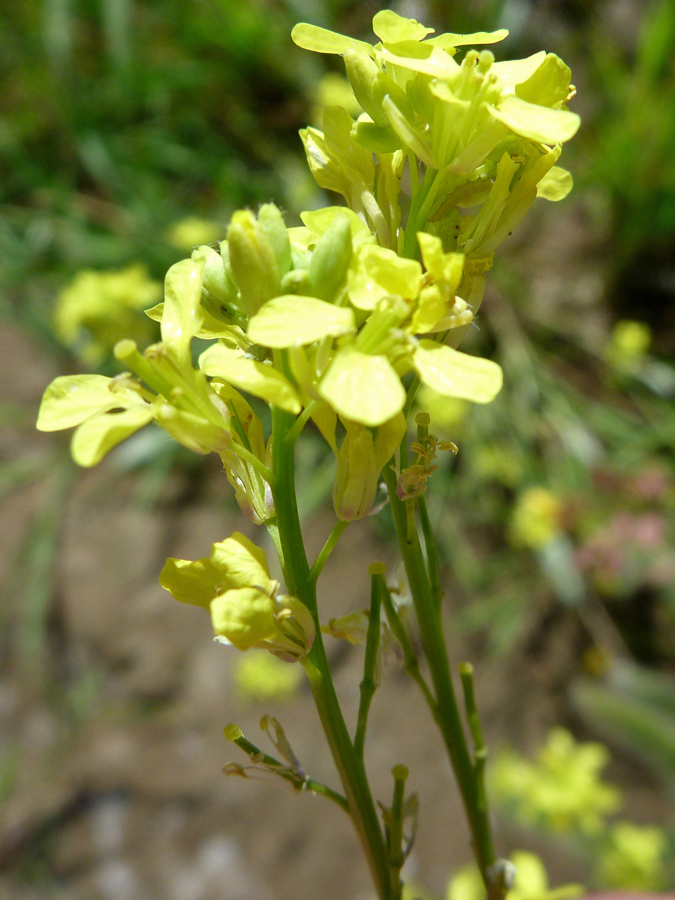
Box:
227 210 281 316
258 203 292 278
308 214 353 302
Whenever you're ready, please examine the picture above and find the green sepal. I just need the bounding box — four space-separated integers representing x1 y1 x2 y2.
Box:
191 244 238 306
332 422 378 521
280 269 312 295
153 401 230 455
227 210 281 316
257 203 292 279
351 119 402 154
382 96 434 168
343 48 414 127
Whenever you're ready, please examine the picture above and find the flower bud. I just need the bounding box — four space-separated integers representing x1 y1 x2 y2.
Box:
191 244 246 327
227 210 281 316
308 213 353 301
280 268 312 295
343 48 413 127
332 423 378 521
257 203 292 279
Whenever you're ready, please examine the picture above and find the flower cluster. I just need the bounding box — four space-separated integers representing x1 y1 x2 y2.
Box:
37 10 579 657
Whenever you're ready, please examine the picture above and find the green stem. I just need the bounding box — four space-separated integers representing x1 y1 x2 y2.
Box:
354 564 383 761
402 167 441 260
383 464 497 886
286 399 322 447
380 581 436 711
226 728 350 813
415 415 442 607
230 441 274 484
309 519 349 586
271 406 392 900
460 663 489 814
388 764 408 900
417 497 442 607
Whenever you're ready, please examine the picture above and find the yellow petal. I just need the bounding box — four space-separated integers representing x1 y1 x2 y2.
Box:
71 405 154 467
37 374 131 431
200 344 301 413
490 95 580 144
414 342 503 403
248 296 355 347
319 349 405 426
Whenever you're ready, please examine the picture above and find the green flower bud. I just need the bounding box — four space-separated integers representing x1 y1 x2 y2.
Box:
343 48 413 128
191 245 237 305
308 213 353 301
332 424 378 521
257 203 292 279
280 268 312 295
351 119 401 154
191 244 245 325
227 210 281 316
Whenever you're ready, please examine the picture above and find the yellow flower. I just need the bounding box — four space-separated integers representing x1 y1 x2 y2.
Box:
509 487 563 548
160 533 314 659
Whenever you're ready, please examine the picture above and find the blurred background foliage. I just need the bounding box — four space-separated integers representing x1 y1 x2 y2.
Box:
1 0 675 896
